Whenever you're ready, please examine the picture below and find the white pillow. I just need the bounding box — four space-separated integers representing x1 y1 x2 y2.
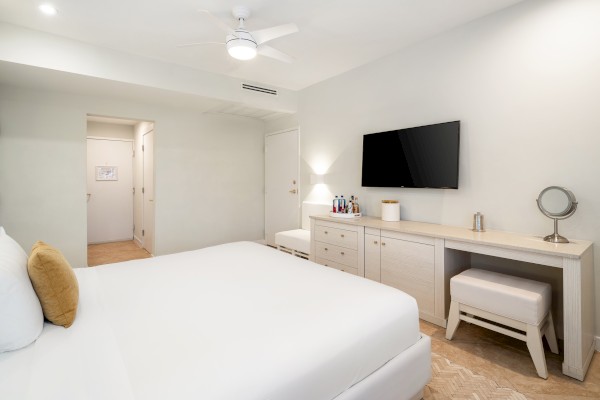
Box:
0 227 44 352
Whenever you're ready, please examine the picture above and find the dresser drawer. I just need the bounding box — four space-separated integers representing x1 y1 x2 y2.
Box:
315 242 358 268
315 225 358 250
316 257 359 276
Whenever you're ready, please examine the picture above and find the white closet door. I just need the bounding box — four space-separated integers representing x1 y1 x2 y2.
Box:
87 138 134 244
265 129 299 247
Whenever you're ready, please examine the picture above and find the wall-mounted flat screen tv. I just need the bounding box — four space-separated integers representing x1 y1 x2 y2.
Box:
361 121 460 189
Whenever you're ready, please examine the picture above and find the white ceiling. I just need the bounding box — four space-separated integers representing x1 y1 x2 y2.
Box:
0 0 524 91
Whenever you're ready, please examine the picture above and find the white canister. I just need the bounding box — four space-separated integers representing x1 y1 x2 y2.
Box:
381 200 400 221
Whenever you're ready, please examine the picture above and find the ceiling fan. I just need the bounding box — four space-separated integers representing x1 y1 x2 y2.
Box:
178 6 299 63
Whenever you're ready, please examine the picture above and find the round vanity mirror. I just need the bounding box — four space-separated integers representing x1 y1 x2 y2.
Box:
536 186 577 243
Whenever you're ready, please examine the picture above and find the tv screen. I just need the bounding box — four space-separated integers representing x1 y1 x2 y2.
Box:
361 121 460 189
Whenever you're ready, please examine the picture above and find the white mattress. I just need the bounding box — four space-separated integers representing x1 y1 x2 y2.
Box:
0 242 420 400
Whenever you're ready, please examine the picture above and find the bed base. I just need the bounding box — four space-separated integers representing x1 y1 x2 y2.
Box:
335 334 431 400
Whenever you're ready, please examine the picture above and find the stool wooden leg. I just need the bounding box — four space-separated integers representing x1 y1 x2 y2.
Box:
544 311 559 355
526 324 549 379
445 301 461 340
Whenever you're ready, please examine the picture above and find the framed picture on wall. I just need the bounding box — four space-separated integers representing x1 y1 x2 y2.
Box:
96 166 118 181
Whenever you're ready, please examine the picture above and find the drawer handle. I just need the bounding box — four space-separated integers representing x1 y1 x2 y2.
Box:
324 231 328 234
341 252 345 255
341 234 345 238
324 247 328 251
374 241 378 244
382 242 386 246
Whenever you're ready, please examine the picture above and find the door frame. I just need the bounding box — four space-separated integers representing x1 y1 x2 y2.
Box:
264 127 301 244
142 129 155 255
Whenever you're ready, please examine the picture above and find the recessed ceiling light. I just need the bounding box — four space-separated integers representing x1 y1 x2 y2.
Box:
38 4 58 16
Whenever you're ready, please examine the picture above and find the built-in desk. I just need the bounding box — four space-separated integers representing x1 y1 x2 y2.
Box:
309 215 595 381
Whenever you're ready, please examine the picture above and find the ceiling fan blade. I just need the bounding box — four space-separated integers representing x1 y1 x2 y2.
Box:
252 23 298 45
176 42 225 48
197 9 234 34
258 45 294 63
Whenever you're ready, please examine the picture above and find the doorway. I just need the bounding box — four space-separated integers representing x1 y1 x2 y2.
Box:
264 129 300 247
86 116 155 265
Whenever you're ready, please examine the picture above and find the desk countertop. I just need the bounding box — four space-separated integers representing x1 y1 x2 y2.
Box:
310 215 592 259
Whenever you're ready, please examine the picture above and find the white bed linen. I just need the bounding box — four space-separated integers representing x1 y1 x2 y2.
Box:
0 242 420 400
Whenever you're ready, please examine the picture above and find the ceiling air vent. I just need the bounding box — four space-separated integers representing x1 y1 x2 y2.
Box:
242 83 278 96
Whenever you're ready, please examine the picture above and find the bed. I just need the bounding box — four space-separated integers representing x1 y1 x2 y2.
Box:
0 241 430 400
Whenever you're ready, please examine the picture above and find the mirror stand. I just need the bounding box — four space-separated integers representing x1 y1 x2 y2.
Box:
537 186 577 244
544 218 569 243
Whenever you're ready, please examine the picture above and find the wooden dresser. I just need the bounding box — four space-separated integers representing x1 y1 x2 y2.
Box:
309 215 595 381
313 219 364 276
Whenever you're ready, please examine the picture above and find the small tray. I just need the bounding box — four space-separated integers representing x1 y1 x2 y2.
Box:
329 212 362 219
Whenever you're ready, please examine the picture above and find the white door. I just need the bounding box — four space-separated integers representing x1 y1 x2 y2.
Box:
87 138 134 244
143 130 155 255
265 129 299 247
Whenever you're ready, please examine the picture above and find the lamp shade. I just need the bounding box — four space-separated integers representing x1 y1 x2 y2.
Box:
226 32 257 60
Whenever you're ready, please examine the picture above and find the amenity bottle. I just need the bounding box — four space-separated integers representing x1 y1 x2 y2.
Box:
353 197 360 214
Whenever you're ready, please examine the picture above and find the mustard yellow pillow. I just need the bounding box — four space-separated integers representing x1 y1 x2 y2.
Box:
27 241 79 328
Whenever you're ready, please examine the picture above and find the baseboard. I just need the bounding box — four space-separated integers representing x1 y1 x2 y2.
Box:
419 312 447 328
133 235 143 247
88 237 134 245
595 336 600 352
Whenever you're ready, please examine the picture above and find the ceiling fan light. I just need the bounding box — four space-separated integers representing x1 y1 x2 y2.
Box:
227 39 257 60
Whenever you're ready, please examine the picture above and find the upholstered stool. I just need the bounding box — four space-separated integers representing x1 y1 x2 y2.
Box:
446 269 559 379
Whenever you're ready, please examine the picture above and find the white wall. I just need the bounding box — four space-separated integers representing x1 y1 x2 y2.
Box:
265 115 299 135
298 0 600 335
87 121 134 140
156 111 265 253
0 85 265 267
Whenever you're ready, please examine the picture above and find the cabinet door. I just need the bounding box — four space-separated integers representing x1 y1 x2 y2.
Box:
365 234 381 282
381 237 434 315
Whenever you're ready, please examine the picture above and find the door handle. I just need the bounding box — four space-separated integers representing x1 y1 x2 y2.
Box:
289 189 297 194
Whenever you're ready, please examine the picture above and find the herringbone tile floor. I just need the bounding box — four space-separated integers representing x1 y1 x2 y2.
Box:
87 240 151 266
426 353 527 399
421 320 600 399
